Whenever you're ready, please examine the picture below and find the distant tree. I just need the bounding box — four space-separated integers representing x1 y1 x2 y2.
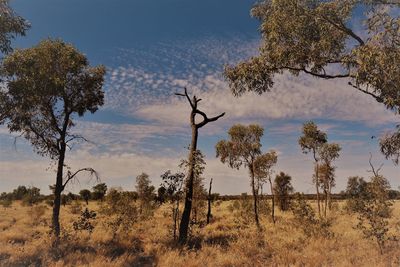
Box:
217 124 274 228
136 172 155 216
274 172 294 212
223 0 400 163
175 88 224 244
79 189 91 205
12 185 28 200
0 0 30 55
21 186 41 206
0 39 105 239
299 121 327 217
160 170 185 240
318 143 341 216
254 151 278 223
92 183 107 201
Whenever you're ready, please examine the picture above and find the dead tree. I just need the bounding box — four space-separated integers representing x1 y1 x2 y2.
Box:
175 88 225 244
207 178 213 224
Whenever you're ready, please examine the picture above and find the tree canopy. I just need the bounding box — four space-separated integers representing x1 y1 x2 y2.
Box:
224 0 400 162
0 0 30 54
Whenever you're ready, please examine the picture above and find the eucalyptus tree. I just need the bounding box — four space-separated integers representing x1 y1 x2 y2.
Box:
299 121 327 216
224 0 400 163
254 150 278 223
0 0 30 55
318 143 341 216
175 88 225 244
0 39 106 239
216 124 273 228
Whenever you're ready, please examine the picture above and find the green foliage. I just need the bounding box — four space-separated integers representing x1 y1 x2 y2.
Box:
274 172 294 211
216 124 263 170
73 208 96 234
299 121 327 156
0 0 30 54
224 0 400 162
355 175 394 254
0 39 106 159
290 193 333 238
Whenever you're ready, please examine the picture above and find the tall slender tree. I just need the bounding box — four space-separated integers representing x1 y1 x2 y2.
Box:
216 124 271 228
176 88 224 244
223 0 400 162
299 121 327 217
0 39 105 239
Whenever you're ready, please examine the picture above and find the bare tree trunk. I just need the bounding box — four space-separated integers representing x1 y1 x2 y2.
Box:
269 178 275 224
52 142 66 240
207 178 213 224
179 126 197 244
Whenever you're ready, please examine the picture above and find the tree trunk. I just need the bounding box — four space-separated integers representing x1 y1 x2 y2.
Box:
178 125 198 244
250 169 260 228
207 178 213 224
315 162 321 217
269 178 275 224
52 143 66 240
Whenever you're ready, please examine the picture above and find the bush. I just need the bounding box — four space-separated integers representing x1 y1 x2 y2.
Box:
290 193 333 238
355 175 394 254
100 190 138 237
73 208 97 234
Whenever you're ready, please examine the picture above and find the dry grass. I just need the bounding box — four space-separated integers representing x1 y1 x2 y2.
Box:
0 200 399 267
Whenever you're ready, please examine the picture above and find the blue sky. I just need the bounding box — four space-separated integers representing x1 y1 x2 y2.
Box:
0 0 399 195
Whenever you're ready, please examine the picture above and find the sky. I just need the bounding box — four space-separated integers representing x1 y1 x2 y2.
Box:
0 0 399 195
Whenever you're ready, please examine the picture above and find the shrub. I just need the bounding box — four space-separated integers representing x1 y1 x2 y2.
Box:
355 175 394 254
100 189 138 237
73 208 97 234
290 193 333 238
0 199 12 209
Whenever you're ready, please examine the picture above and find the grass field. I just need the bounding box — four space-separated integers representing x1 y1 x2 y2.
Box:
0 200 399 267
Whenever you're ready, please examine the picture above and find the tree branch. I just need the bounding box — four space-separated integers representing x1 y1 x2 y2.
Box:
348 82 383 103
175 87 194 109
62 167 98 189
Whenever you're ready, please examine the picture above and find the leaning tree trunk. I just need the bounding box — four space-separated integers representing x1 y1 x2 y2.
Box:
207 178 213 224
52 141 66 240
177 88 224 244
